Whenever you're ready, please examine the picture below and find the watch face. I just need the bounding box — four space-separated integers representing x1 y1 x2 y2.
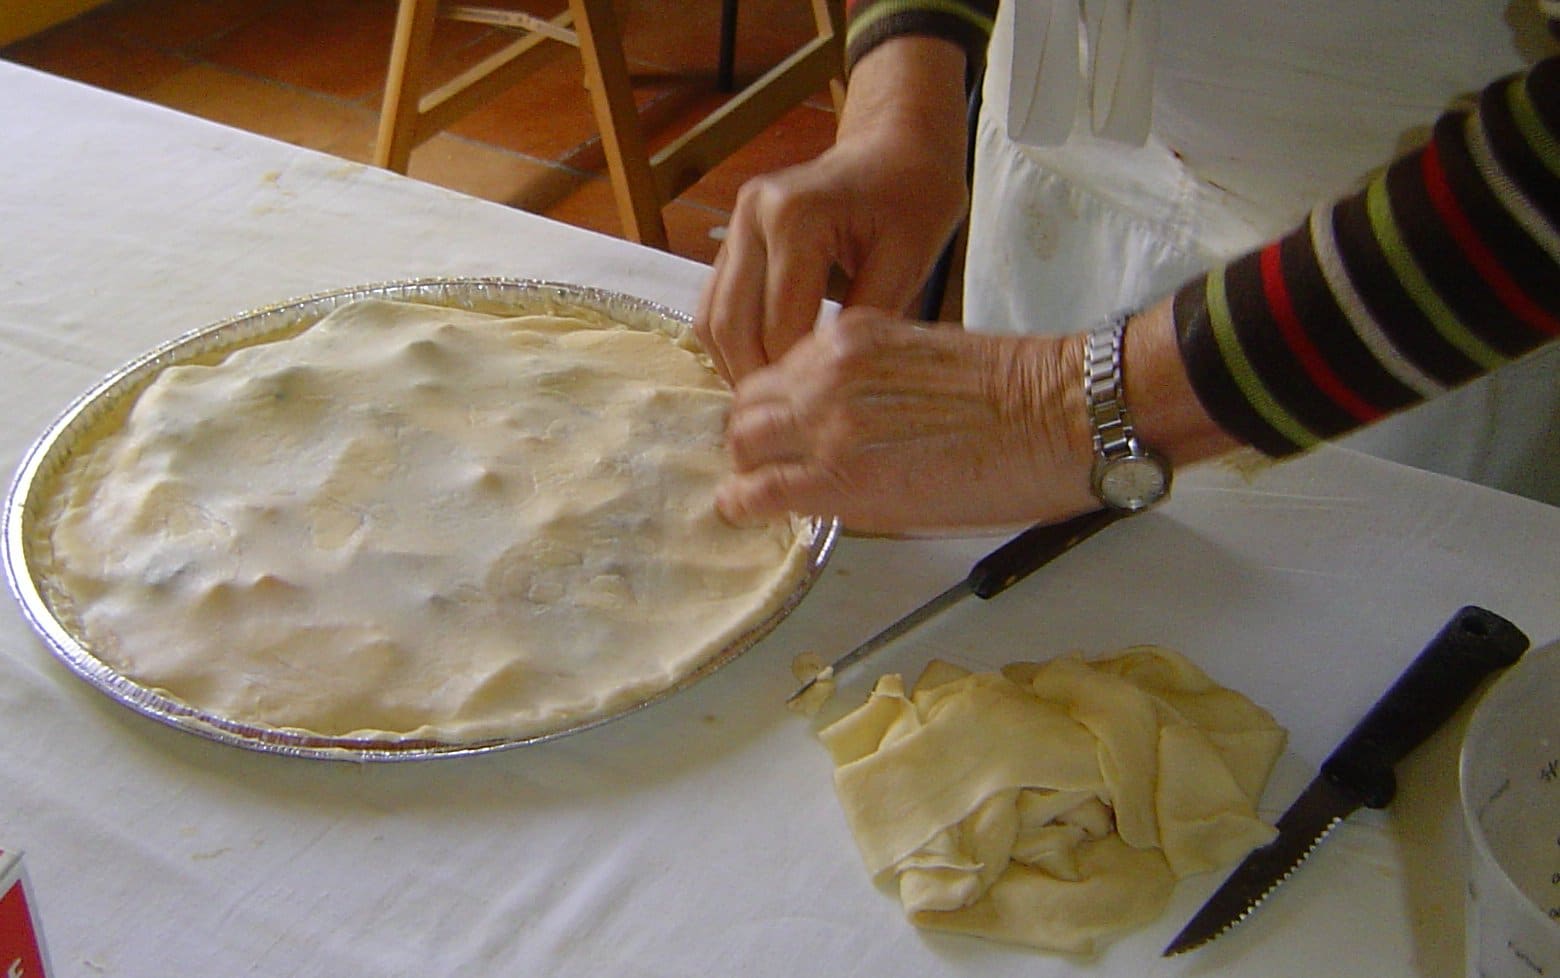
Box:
1097 455 1169 512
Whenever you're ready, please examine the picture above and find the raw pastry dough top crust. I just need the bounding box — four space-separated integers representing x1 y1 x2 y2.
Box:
42 298 812 743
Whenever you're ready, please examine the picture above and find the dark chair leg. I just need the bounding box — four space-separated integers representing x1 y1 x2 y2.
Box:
718 0 739 92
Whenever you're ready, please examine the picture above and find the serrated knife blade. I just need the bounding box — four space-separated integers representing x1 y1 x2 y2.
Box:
1162 605 1530 957
1162 777 1352 955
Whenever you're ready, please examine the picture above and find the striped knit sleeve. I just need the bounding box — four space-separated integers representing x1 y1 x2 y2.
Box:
1173 55 1560 458
844 0 997 76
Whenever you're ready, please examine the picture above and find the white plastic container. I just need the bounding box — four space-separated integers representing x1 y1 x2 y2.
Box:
1459 640 1560 977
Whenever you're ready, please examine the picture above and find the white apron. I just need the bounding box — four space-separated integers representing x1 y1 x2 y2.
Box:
965 0 1560 503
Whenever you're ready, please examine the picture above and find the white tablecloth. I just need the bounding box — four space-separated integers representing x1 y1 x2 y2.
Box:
2 61 1557 978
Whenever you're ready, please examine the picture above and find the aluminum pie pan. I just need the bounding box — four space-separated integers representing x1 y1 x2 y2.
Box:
3 277 839 762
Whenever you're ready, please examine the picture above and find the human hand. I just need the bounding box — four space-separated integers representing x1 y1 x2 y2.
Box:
716 307 1100 534
694 37 970 385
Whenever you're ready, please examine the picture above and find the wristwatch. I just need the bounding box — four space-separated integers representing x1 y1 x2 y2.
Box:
1083 314 1171 512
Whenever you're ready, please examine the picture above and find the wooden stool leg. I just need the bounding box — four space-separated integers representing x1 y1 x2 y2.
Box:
374 0 440 173
718 0 739 92
571 0 670 250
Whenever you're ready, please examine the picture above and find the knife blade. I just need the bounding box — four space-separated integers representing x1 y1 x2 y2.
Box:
786 506 1125 705
1162 604 1530 956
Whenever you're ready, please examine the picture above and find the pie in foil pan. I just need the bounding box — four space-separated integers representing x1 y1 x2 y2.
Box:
2 278 837 761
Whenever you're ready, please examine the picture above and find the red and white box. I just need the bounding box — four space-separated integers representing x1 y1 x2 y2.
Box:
0 848 51 978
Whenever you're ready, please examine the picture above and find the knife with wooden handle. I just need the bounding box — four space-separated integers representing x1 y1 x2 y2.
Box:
786 507 1126 705
1162 604 1530 956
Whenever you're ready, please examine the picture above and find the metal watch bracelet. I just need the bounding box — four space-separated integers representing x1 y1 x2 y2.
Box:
1083 312 1172 512
1084 312 1140 462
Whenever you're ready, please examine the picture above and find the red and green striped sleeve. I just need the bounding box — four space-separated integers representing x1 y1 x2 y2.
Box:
1174 56 1560 457
843 0 997 74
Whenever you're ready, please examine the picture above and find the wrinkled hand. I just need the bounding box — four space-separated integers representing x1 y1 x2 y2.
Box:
694 37 970 385
716 308 1099 534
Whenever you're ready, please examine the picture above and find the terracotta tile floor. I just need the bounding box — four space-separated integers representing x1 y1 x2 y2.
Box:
0 0 844 267
3 0 963 316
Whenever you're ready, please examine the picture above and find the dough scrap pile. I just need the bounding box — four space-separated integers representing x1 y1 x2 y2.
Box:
43 297 812 744
818 648 1286 954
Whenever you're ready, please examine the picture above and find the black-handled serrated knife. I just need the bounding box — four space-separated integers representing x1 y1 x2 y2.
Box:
1162 604 1530 956
786 507 1126 705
